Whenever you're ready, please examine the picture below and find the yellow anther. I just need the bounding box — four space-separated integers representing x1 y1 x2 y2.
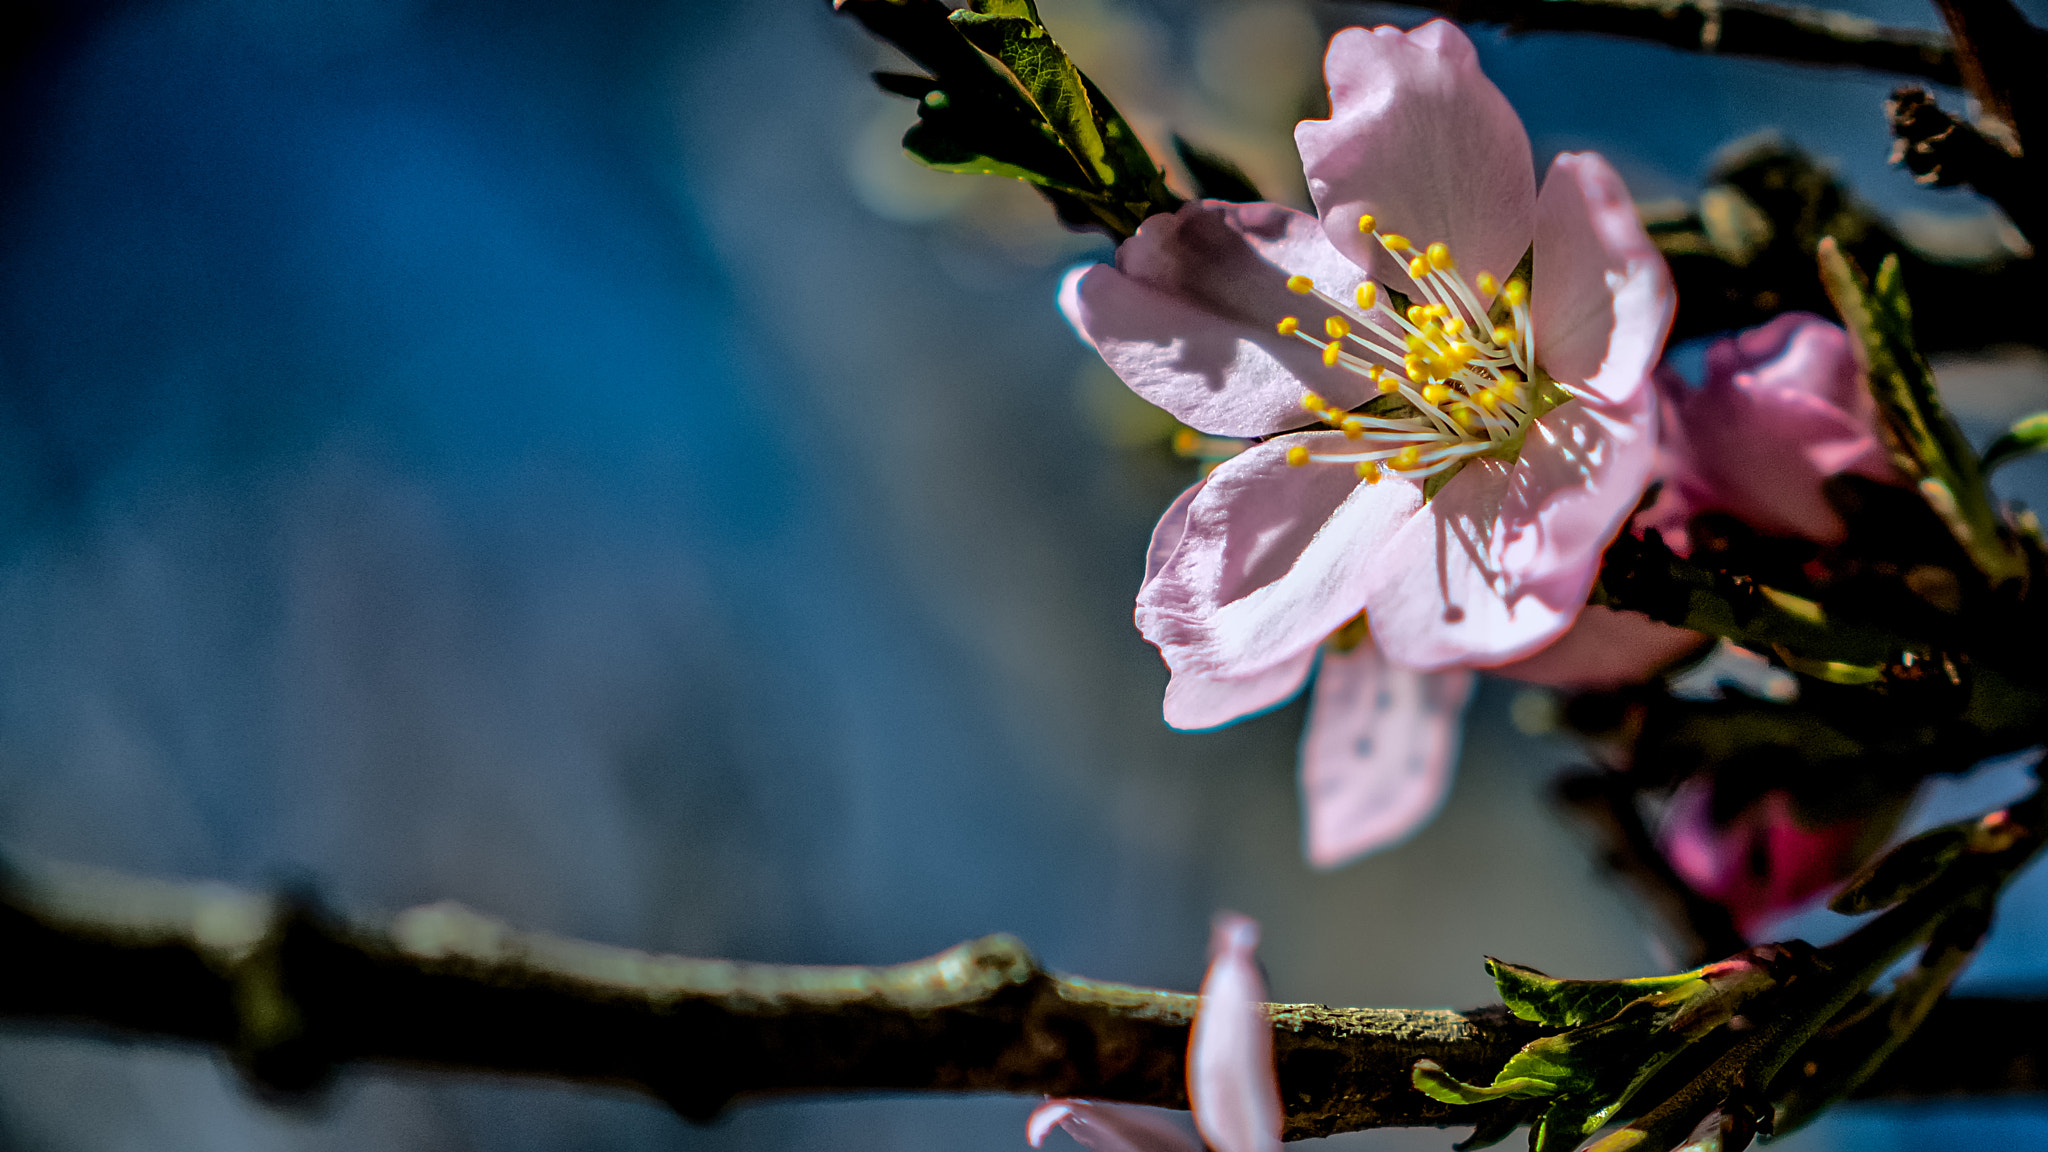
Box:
1406 304 1427 326
1443 316 1466 336
1382 234 1410 251
1503 279 1527 307
1405 363 1426 383
1427 303 1449 319
1454 406 1478 429
1492 325 1516 345
1450 342 1478 363
1408 255 1429 280
1427 242 1454 271
1356 282 1377 310
1342 423 1363 439
1322 342 1342 367
1476 271 1497 296
1392 445 1423 469
1377 373 1401 394
1287 275 1315 295
1355 460 1381 483
1277 316 1300 336
1476 389 1499 411
1325 316 1350 339
1301 391 1327 411
1422 383 1451 405
1405 333 1426 352
1286 444 1310 467
1173 428 1199 454
1357 213 1377 234
1497 368 1522 384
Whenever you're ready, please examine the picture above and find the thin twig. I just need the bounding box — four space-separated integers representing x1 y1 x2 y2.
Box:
1347 0 1958 84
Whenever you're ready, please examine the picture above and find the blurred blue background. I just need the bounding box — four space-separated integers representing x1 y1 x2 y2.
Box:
0 1 2042 1149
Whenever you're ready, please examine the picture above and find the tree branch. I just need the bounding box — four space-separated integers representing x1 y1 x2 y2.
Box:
1352 0 1959 85
0 857 2037 1139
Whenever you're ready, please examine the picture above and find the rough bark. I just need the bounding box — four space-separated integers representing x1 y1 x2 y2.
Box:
0 858 2036 1140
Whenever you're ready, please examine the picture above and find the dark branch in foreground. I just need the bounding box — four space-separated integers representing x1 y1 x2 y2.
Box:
0 859 2038 1140
1363 0 1958 85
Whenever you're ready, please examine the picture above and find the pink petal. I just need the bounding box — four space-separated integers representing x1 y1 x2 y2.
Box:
1661 783 1878 936
1139 433 1423 678
1189 915 1283 1152
1676 314 1901 544
1531 152 1674 405
1296 20 1535 298
1163 648 1317 731
1493 605 1708 691
1361 383 1658 669
1027 1100 1200 1152
1061 201 1373 438
1145 482 1204 586
1300 641 1475 868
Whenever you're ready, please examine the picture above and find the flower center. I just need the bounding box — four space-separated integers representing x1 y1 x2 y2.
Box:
1274 217 1539 484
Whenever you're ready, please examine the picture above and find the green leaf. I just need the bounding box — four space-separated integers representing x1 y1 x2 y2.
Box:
1817 239 2024 584
1830 824 1972 914
1982 411 2048 474
950 12 1116 185
836 0 1179 240
1410 1060 1556 1104
1172 136 1263 202
1488 958 1704 1027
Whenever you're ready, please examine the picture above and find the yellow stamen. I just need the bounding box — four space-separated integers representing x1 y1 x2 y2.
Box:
1287 275 1315 295
1286 445 1310 467
1492 325 1516 345
1408 255 1429 280
1382 234 1410 251
1422 383 1451 405
1377 373 1401 393
1503 279 1527 307
1427 242 1454 271
1406 304 1427 326
1325 316 1350 339
1453 406 1478 429
1277 316 1300 336
1343 424 1363 439
1301 391 1326 411
1392 445 1423 469
1355 460 1381 483
1476 389 1499 411
1443 317 1466 336
1356 282 1377 310
1356 213 1377 234
1322 342 1341 367
1173 428 1198 454
1476 271 1497 296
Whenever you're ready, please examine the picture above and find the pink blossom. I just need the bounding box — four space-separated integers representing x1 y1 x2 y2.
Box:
1062 20 1673 685
1029 914 1281 1152
1636 312 1904 555
1660 781 1879 935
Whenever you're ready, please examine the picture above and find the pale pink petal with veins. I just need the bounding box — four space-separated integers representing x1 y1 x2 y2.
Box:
1301 642 1475 868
